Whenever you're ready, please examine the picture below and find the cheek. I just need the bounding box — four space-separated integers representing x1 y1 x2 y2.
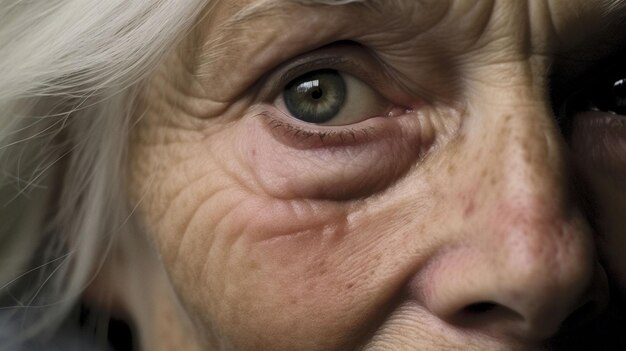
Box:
570 113 626 294
128 115 445 349
578 172 626 293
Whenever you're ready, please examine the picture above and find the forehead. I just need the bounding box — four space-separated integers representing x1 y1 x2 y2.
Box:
210 0 626 35
188 0 626 103
199 0 626 64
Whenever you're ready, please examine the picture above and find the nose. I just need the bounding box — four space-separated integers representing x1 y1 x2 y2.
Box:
417 83 605 342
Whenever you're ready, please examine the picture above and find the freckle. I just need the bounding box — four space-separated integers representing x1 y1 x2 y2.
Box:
463 199 475 217
448 163 456 176
290 297 298 305
346 283 354 290
251 148 256 157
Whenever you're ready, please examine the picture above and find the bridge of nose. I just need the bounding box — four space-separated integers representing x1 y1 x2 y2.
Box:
402 68 598 341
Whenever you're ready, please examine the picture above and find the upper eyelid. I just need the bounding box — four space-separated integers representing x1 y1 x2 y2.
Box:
551 48 626 124
268 56 354 96
256 43 388 101
550 48 626 108
552 46 626 88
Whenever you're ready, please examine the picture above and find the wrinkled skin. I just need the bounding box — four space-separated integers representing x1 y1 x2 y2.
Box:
124 0 626 350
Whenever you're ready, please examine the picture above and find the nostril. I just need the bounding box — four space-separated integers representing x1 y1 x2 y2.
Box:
452 299 603 341
463 302 498 314
451 301 524 329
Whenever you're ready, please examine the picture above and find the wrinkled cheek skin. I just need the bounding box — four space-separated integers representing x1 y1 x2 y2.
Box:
243 108 428 201
571 114 626 295
128 114 430 350
577 171 626 294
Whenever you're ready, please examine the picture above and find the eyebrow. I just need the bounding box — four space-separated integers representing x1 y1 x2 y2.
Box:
604 0 626 14
196 0 384 70
195 0 429 88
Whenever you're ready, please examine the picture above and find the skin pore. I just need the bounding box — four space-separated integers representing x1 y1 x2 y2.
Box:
109 0 626 350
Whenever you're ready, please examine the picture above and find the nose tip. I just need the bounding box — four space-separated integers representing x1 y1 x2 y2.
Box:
456 271 610 341
417 242 605 342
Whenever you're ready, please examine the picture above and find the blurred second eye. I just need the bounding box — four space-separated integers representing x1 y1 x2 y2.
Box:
588 75 626 116
278 69 391 126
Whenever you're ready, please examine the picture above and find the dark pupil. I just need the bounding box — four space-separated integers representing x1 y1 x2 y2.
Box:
591 76 626 115
283 69 346 124
311 87 323 100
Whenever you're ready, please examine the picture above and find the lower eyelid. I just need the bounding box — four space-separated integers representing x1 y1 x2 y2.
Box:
259 110 381 149
254 100 425 148
243 109 431 200
571 111 626 169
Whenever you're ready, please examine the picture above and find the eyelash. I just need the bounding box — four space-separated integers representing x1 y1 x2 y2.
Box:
255 46 396 147
259 49 377 102
553 50 626 122
260 111 376 148
548 48 626 170
274 57 355 92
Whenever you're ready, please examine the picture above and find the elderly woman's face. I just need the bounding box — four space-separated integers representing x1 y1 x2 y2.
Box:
128 0 626 349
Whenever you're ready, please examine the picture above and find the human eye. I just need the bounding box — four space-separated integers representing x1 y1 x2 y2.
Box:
249 44 421 151
560 54 626 169
276 68 391 126
241 45 438 200
577 64 626 115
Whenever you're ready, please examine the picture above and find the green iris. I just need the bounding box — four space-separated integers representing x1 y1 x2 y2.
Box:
283 69 346 124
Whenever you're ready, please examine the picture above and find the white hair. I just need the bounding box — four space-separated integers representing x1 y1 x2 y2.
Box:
0 0 381 349
0 0 209 349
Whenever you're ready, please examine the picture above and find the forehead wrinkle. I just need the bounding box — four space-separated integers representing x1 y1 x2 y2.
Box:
192 1 342 76
221 0 443 30
194 0 434 73
226 0 375 27
193 0 378 80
